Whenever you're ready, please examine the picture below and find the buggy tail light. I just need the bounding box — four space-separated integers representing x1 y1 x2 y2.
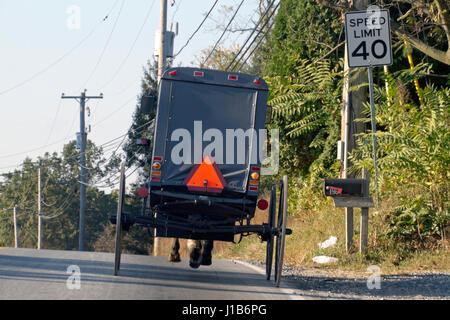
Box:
169 70 177 76
151 156 163 182
194 71 204 77
257 199 268 210
249 166 260 192
254 79 262 85
152 162 161 170
228 74 238 81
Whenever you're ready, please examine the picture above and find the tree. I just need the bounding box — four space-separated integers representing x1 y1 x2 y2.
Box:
0 140 119 250
262 0 344 176
122 59 159 184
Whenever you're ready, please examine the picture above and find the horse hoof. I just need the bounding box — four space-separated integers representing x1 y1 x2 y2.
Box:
169 253 181 263
189 261 201 269
201 256 212 266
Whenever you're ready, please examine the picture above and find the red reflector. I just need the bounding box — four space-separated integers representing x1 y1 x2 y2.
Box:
169 70 177 76
153 156 163 162
257 199 268 210
151 176 161 181
194 71 204 77
228 75 238 81
137 187 149 198
249 186 258 191
254 79 262 85
251 166 260 172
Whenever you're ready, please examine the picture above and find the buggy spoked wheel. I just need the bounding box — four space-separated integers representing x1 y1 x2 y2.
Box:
265 185 276 280
274 175 288 287
114 163 126 276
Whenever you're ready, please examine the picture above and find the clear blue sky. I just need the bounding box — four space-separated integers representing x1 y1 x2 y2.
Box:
0 0 260 176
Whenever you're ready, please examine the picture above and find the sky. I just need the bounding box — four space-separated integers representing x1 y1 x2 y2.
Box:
0 0 261 183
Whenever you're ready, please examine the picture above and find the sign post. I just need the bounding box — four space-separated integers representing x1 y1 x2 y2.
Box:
342 7 392 253
345 8 392 206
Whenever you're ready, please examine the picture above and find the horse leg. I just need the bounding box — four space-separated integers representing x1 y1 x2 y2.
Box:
168 238 181 262
200 240 214 266
187 239 202 269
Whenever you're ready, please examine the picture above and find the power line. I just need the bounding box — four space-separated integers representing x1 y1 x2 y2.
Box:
173 0 219 58
236 15 277 72
202 0 245 66
226 0 276 71
99 0 157 90
0 6 114 96
79 0 125 91
230 1 279 72
169 0 183 28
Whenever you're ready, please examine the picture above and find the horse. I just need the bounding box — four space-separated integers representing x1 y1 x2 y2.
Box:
141 179 214 269
168 238 214 269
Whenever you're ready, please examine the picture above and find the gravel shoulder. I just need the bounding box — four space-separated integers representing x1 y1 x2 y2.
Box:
239 260 450 300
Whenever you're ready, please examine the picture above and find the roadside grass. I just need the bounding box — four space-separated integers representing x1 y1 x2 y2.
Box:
213 197 450 276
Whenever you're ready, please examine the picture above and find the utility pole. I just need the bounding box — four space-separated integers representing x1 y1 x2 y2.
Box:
37 161 42 250
157 0 168 85
153 0 168 257
13 206 18 248
341 0 370 253
62 90 103 251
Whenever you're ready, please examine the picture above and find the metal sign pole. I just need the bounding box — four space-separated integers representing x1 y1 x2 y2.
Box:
367 65 379 206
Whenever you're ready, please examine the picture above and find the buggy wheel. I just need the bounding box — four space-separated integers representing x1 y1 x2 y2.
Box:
274 175 288 287
114 163 126 276
266 185 276 280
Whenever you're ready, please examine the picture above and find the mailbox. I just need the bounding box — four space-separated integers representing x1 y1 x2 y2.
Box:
323 178 365 197
323 178 374 208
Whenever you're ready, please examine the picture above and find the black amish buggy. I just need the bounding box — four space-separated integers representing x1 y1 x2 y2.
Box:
110 67 291 287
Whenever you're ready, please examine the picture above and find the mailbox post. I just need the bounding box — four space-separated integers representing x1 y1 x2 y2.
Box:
324 176 373 254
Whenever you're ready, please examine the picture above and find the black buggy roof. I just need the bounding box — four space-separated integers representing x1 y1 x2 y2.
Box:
162 67 268 91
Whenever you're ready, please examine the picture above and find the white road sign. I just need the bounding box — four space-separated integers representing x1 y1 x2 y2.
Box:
345 9 392 68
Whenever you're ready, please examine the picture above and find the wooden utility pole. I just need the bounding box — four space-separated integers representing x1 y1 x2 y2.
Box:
342 42 354 252
154 0 168 257
37 162 42 250
157 0 168 85
62 90 103 251
13 206 18 248
341 0 370 253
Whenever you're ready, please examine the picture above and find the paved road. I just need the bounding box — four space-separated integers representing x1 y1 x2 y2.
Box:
0 248 301 300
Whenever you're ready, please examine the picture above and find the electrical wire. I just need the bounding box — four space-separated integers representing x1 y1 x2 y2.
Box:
169 0 183 28
202 0 245 66
236 15 277 72
99 0 157 90
79 0 125 91
225 0 276 71
173 0 219 58
0 5 116 96
231 2 279 72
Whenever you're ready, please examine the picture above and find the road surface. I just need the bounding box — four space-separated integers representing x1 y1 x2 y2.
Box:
0 248 300 300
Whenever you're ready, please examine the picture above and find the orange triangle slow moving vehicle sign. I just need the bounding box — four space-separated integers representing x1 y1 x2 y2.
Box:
184 156 226 193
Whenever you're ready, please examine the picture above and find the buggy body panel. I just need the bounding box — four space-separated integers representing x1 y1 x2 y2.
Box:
150 67 268 195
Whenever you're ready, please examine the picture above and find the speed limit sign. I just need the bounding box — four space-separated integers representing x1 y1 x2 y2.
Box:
345 9 392 68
